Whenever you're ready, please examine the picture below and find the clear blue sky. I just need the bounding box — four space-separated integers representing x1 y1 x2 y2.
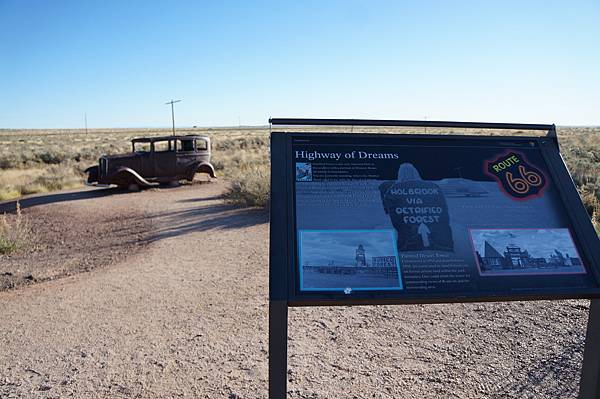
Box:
1 0 598 128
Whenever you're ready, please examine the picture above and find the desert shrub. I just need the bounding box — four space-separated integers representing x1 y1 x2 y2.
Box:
0 165 83 199
213 135 269 152
0 188 21 201
215 135 270 208
36 150 68 165
593 211 600 235
581 190 599 215
19 183 46 196
31 175 66 192
223 164 270 208
210 158 225 171
0 155 22 169
580 190 600 234
28 165 82 192
211 135 270 178
0 202 30 254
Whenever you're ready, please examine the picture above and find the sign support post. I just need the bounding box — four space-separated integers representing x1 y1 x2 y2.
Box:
579 299 600 398
269 131 289 399
269 300 288 399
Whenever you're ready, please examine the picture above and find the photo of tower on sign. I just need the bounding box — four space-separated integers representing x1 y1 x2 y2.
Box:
298 229 403 292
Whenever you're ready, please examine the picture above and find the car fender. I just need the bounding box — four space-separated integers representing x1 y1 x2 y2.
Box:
85 165 99 183
187 161 216 179
107 167 158 187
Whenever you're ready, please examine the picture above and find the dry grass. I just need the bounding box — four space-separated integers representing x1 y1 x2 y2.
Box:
0 126 598 230
0 202 30 254
0 166 83 201
224 164 270 207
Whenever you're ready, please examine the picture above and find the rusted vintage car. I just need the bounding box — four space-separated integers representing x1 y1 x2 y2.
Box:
85 135 216 189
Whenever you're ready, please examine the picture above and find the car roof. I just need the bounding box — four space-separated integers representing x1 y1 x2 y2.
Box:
131 135 210 143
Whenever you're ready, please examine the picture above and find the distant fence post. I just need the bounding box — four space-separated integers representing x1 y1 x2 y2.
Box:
579 299 600 398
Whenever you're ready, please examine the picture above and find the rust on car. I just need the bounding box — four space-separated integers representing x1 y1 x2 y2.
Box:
85 135 216 189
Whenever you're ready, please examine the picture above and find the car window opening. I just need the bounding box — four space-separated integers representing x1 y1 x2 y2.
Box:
177 140 195 152
134 142 151 153
154 140 172 152
196 139 208 151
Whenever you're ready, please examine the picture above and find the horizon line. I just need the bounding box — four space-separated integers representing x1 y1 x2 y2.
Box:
1 124 600 131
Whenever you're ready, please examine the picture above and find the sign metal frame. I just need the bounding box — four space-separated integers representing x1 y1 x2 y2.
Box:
268 118 600 399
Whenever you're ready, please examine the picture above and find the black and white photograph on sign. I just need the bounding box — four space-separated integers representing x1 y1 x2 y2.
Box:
470 228 586 276
298 229 403 292
296 162 312 182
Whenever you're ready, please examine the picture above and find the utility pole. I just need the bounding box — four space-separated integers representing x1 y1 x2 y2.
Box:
84 113 88 134
165 99 182 135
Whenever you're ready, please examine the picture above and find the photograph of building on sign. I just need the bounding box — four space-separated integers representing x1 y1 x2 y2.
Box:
470 228 586 276
298 229 403 292
296 162 313 182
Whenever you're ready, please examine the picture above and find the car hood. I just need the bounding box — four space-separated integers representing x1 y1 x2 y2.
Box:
102 152 143 160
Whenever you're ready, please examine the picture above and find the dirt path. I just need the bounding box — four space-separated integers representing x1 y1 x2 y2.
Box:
0 188 152 290
0 183 591 398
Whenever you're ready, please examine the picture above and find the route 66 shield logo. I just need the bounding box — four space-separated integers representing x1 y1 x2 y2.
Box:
486 152 547 200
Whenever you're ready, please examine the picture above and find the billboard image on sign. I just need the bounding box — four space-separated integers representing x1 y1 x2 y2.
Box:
298 229 402 292
379 163 454 252
470 228 585 276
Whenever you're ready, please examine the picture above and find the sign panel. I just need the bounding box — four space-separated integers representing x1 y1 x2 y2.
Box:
272 132 600 305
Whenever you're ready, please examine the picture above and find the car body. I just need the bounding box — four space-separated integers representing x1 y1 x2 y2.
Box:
85 135 216 188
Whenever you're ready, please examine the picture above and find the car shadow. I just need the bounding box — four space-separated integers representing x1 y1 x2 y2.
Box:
488 334 584 398
147 203 268 242
176 195 224 203
0 187 129 213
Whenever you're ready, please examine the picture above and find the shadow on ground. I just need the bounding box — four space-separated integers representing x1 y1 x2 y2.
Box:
177 195 224 203
0 183 196 213
0 187 128 213
489 336 584 398
148 203 268 242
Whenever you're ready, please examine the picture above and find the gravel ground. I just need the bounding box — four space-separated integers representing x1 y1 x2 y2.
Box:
0 182 591 398
0 190 151 291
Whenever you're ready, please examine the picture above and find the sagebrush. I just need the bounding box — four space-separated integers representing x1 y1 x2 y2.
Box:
0 202 30 254
224 164 270 207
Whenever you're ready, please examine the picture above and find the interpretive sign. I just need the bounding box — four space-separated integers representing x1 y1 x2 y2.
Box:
274 130 600 305
268 119 600 399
